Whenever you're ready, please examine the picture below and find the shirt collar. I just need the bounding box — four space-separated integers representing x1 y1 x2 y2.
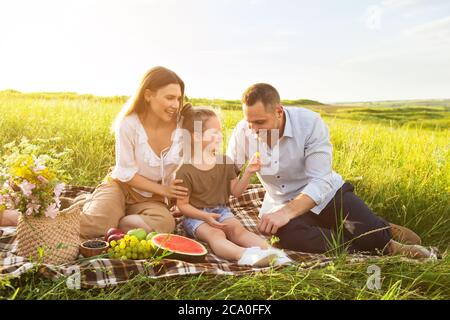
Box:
282 107 294 138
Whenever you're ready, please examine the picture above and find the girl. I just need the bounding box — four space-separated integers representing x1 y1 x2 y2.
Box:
176 105 290 266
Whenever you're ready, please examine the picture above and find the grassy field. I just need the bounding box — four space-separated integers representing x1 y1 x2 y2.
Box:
319 100 450 130
0 90 449 300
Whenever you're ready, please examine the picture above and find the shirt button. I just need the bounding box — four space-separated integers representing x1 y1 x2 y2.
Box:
281 185 285 188
277 176 280 179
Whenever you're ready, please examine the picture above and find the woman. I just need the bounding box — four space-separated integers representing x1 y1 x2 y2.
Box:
80 66 189 240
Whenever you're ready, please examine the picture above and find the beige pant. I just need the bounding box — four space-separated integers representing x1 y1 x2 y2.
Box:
80 178 175 241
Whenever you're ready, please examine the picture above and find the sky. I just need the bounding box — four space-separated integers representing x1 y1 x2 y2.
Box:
0 0 449 103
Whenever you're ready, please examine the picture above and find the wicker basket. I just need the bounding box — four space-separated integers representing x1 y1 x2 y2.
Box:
16 197 81 265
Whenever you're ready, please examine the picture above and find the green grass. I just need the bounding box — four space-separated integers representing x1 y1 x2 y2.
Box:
323 100 450 130
0 91 449 300
320 106 450 130
1 256 448 300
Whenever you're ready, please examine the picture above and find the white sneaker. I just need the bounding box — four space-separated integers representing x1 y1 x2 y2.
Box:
273 255 293 266
267 247 294 266
237 247 278 267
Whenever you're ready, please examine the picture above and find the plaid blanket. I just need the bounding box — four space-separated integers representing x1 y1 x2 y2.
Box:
1 185 368 289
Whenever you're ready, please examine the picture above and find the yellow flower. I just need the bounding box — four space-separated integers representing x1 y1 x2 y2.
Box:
38 167 53 179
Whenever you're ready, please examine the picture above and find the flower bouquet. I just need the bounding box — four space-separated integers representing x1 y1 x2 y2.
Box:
0 138 81 264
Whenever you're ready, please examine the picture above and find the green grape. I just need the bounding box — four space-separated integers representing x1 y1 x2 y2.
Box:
132 253 138 260
130 237 139 246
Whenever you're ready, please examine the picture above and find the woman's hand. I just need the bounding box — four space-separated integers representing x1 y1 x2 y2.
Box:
204 213 225 229
162 179 189 199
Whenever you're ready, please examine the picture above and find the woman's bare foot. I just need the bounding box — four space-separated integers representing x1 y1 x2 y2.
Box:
387 239 432 259
0 210 19 227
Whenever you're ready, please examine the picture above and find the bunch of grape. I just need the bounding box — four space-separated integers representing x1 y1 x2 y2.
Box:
107 235 154 260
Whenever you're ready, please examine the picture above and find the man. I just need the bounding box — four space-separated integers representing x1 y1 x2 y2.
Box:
226 83 426 257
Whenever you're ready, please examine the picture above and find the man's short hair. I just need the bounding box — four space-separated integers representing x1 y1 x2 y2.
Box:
242 83 280 112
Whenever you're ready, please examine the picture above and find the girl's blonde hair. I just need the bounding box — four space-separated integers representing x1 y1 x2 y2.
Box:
179 104 221 133
112 66 185 132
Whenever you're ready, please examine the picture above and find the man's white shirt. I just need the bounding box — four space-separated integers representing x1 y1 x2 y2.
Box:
226 107 344 217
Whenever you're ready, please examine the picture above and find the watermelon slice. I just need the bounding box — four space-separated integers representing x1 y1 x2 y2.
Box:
151 233 208 263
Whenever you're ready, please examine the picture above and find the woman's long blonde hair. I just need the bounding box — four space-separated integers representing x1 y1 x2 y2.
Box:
112 66 185 132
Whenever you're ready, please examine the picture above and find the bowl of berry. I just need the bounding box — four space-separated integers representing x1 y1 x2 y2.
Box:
79 239 109 258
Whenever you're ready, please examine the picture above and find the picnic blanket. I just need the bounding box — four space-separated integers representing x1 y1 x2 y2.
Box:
1 184 369 289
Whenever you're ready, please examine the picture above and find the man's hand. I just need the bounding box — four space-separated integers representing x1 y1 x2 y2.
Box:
258 209 292 235
258 194 316 234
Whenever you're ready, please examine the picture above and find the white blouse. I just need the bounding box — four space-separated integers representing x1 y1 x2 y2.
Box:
110 113 184 200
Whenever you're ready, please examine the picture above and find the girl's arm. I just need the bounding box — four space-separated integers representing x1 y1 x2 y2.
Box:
176 196 225 229
230 154 261 198
230 172 252 198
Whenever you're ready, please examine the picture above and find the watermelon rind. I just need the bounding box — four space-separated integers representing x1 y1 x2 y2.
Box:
151 233 207 263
